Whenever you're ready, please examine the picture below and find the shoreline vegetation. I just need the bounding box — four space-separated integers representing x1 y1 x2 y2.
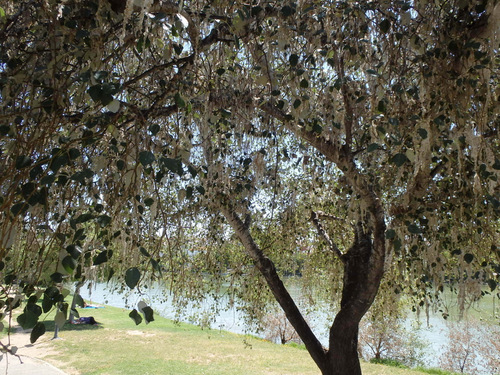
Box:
3 302 461 375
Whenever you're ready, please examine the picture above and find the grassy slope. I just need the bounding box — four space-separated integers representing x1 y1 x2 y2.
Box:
40 304 431 375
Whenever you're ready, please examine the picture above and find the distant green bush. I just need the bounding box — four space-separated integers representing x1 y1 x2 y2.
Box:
286 342 306 350
414 367 460 375
369 358 409 369
369 358 464 375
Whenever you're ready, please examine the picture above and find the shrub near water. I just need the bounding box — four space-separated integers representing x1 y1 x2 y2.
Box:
439 319 500 375
358 283 426 367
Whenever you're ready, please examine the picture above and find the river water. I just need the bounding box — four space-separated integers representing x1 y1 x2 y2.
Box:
77 281 497 373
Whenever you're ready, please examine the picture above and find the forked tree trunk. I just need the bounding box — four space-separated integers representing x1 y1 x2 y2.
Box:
220 203 385 375
322 226 385 375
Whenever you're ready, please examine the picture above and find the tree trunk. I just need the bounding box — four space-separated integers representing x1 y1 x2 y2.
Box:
328 321 361 375
323 224 386 375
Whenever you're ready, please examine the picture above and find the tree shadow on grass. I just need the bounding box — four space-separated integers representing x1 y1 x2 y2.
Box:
43 320 104 333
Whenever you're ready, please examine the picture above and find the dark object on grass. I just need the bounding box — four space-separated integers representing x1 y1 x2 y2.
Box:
74 317 99 325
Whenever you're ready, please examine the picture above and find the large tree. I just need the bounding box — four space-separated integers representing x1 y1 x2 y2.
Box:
0 1 499 374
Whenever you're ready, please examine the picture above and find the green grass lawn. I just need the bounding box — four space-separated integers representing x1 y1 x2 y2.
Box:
37 303 436 375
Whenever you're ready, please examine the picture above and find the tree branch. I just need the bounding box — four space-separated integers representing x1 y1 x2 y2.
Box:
310 210 344 261
217 200 328 372
337 54 353 149
0 341 23 364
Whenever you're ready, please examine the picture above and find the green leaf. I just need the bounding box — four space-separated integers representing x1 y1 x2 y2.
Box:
312 122 322 134
74 294 85 308
96 214 112 227
220 109 231 118
407 223 421 234
417 128 428 139
29 165 43 180
367 143 380 152
174 92 186 108
379 19 391 33
377 100 386 113
487 279 497 291
17 311 38 329
293 99 301 109
139 151 155 166
186 186 194 199
15 155 32 169
116 160 126 170
136 36 145 53
71 168 94 182
88 84 114 106
391 153 409 167
66 244 82 259
129 309 143 325
289 54 299 67
139 246 151 257
433 115 446 126
42 297 53 313
393 237 402 252
30 322 46 344
141 306 155 324
11 202 28 217
300 79 309 88
173 43 183 55
281 5 295 17
93 250 113 265
149 124 160 135
385 229 396 239
150 258 162 275
68 148 81 160
54 309 67 329
464 253 474 264
50 153 69 172
106 99 121 113
62 255 77 273
70 308 80 319
75 212 93 224
161 157 183 175
107 268 115 282
50 272 64 283
125 267 141 289
25 302 42 317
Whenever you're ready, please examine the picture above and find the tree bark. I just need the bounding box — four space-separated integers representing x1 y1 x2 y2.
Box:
328 321 361 375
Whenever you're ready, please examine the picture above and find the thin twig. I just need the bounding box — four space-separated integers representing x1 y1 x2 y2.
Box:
310 211 344 261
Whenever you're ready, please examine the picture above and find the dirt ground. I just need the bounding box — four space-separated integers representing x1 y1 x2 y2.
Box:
1 326 76 374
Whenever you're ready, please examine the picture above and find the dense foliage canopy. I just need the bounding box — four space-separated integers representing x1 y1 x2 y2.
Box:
0 0 499 373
